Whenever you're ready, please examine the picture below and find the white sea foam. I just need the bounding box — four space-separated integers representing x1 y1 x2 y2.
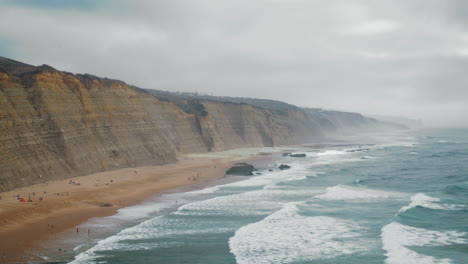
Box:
73 244 86 252
110 199 174 221
317 150 347 156
71 161 319 262
71 212 237 264
176 193 282 216
381 222 467 264
72 179 321 262
316 185 404 201
174 162 321 217
398 193 465 213
217 162 311 188
312 149 368 166
371 136 418 149
184 185 220 194
175 185 318 216
229 203 368 264
74 196 179 237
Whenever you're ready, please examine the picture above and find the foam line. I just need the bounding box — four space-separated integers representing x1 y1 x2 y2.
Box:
398 193 465 213
229 203 368 264
381 222 467 264
316 185 404 201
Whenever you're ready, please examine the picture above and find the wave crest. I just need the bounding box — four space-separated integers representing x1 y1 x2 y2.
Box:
381 222 467 264
316 185 403 201
229 203 368 264
398 193 464 213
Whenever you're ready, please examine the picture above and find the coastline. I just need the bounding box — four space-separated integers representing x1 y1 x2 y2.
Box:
0 149 278 263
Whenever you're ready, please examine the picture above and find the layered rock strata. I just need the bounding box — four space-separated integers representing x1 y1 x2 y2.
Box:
0 57 376 191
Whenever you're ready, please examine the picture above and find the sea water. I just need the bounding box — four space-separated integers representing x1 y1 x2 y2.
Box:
64 128 467 264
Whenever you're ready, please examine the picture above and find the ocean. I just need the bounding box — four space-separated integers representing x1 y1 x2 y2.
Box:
50 128 468 263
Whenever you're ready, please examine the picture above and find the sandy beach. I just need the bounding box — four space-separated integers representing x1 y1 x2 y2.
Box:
0 150 276 263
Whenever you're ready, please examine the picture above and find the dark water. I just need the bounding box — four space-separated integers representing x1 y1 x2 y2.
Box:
64 128 467 264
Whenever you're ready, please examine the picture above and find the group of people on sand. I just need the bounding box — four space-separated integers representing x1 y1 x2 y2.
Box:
47 223 55 233
68 179 81 185
188 173 200 182
76 227 91 235
15 190 48 203
16 194 38 203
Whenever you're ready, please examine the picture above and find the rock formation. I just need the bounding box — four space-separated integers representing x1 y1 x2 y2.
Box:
0 56 387 191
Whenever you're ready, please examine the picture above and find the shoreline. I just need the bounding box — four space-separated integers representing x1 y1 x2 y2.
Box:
0 149 278 263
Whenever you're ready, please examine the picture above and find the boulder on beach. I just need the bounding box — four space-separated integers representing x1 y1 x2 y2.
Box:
226 163 255 176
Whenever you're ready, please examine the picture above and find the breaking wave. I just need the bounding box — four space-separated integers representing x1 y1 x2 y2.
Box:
229 202 369 264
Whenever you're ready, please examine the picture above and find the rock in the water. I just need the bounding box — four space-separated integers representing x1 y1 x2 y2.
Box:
282 152 292 157
226 163 255 176
289 153 306 157
279 164 291 170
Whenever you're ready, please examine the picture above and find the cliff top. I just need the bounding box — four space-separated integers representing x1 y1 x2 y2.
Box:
0 56 37 76
0 56 126 87
145 89 298 116
0 56 383 123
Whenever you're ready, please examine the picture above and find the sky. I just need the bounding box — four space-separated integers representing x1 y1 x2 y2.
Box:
0 0 467 127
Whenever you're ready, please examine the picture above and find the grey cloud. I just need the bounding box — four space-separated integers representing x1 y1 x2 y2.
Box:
0 0 467 127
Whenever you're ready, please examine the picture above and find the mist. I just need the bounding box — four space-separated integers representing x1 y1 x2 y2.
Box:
1 0 467 127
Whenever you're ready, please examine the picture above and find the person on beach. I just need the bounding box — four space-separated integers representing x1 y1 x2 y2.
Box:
77 227 79 234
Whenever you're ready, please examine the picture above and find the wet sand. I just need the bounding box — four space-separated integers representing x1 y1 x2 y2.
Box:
0 151 275 263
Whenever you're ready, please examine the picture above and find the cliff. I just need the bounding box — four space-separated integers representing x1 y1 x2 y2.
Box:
0 57 381 192
302 108 379 133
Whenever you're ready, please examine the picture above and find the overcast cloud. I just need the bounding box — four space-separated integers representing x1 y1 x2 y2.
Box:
1 0 467 126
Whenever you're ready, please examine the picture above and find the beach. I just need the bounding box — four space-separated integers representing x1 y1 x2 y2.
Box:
0 149 275 263
63 130 468 264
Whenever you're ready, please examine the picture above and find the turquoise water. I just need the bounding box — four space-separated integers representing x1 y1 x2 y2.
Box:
67 128 468 264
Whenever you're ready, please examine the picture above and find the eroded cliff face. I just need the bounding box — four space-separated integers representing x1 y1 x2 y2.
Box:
0 62 181 191
303 108 378 133
0 57 327 191
1 56 391 191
